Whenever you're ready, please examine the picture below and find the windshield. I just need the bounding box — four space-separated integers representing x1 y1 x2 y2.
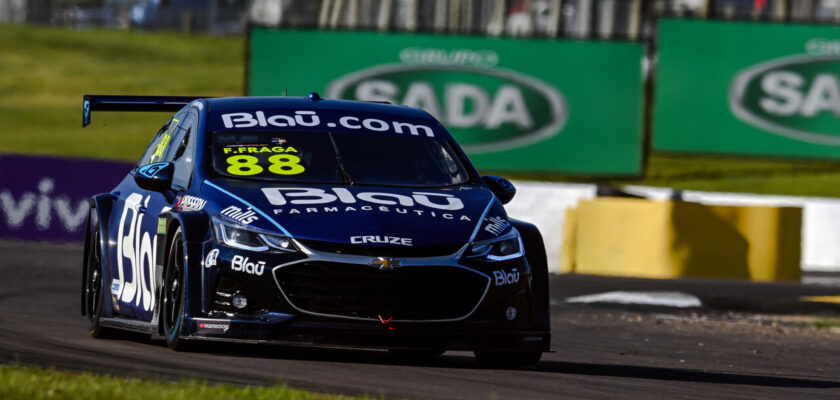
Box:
211 131 471 187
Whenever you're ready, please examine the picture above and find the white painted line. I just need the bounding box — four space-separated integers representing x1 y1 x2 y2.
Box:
564 291 702 308
802 276 840 287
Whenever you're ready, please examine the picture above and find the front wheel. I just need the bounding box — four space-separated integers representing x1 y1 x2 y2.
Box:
162 227 193 351
474 350 542 369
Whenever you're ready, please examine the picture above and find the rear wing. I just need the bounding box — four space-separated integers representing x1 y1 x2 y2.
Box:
82 95 209 127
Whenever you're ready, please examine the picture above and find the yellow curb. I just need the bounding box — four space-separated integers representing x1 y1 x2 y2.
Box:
800 296 840 304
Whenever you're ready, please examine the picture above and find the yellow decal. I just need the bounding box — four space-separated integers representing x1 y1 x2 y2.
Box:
151 118 179 162
226 155 263 176
223 146 298 154
225 154 305 176
267 154 304 175
157 217 167 234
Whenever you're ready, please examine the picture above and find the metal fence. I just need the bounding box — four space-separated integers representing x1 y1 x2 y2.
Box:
3 0 840 38
253 0 840 41
0 0 250 33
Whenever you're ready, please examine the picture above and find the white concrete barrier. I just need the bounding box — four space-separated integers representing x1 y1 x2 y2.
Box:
507 181 595 273
508 181 840 273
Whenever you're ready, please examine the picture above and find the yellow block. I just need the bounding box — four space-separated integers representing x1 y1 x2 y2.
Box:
560 207 578 274
568 197 801 281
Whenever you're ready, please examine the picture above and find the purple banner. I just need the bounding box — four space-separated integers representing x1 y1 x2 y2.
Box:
0 153 133 242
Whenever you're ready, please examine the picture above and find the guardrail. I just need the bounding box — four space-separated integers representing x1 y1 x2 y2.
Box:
506 181 840 276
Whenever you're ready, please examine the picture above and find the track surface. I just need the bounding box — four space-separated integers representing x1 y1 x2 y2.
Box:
2 241 840 399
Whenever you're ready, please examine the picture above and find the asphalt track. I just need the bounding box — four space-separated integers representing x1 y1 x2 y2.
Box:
2 240 840 399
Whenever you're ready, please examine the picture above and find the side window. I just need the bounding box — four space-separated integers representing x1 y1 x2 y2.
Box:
156 110 188 163
135 118 173 170
136 109 189 170
169 111 198 191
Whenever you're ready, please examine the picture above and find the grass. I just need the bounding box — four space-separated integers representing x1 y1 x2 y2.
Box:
814 315 840 330
0 24 243 161
629 154 840 197
0 364 371 400
4 23 840 197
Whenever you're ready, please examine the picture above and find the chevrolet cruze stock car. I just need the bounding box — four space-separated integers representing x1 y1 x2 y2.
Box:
81 93 551 367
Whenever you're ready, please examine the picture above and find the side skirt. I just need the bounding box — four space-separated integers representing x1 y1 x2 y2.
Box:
99 317 156 335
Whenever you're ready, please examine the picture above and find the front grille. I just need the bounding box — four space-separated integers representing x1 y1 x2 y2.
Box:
296 239 463 257
274 262 490 321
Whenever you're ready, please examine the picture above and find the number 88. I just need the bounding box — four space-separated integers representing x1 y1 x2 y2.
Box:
225 154 305 176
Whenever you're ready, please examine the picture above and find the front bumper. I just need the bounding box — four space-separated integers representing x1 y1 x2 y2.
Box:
190 239 550 352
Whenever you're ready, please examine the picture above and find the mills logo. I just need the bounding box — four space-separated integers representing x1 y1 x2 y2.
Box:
483 216 510 236
220 205 258 225
730 54 840 145
326 61 567 153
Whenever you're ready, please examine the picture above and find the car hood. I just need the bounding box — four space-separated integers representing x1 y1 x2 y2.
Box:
202 179 499 248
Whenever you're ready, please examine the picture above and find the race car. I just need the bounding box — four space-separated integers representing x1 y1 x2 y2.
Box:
80 93 551 367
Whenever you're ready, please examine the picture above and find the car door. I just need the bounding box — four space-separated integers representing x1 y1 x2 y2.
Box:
108 109 197 320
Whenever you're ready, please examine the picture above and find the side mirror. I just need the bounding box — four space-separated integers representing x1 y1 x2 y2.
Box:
135 162 174 192
482 175 516 204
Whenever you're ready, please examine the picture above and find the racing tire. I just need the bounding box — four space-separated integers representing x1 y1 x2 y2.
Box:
474 350 542 369
162 227 194 351
83 216 121 339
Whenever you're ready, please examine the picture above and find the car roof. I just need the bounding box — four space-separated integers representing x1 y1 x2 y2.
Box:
204 96 435 119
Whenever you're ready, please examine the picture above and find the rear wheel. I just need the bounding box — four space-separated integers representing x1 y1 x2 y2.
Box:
474 350 542 369
162 227 193 351
83 215 120 339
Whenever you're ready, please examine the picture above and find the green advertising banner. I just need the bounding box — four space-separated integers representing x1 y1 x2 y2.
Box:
655 19 840 158
249 28 644 175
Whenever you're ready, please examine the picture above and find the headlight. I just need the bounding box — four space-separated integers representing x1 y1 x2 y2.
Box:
212 217 297 253
466 229 524 261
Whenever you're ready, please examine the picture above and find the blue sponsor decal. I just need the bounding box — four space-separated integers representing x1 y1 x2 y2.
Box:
137 162 169 178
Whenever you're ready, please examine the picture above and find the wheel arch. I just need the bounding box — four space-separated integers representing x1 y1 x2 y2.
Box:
510 219 551 330
153 210 211 333
81 194 118 317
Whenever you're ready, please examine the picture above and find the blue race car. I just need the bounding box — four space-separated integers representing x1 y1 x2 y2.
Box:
81 93 550 367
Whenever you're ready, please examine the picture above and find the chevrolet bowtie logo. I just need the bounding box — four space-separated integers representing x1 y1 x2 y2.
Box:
373 257 400 271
